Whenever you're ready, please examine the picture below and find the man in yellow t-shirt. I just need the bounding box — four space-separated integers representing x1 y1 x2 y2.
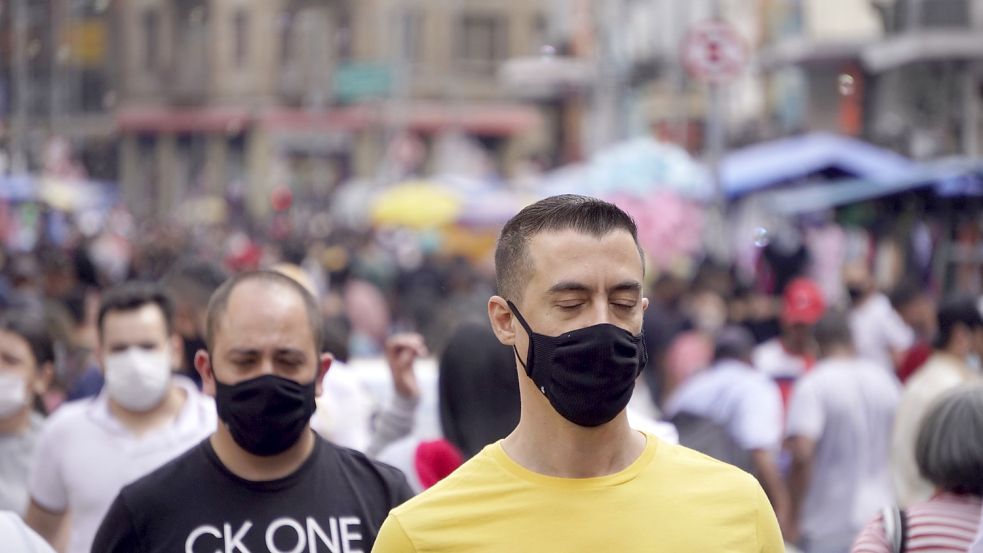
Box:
373 195 784 552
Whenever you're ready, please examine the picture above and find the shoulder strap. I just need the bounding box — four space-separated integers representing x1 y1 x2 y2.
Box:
881 505 903 553
899 508 908 553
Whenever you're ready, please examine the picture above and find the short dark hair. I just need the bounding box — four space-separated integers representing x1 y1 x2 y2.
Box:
935 295 983 350
205 270 324 353
0 310 56 368
160 258 228 311
713 326 755 363
915 384 983 496
494 194 643 302
814 310 853 356
97 282 175 339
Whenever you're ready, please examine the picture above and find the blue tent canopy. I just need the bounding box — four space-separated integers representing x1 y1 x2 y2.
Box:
722 133 917 198
0 175 37 201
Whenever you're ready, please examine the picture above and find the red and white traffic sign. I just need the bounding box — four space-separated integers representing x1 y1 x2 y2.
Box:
682 20 747 84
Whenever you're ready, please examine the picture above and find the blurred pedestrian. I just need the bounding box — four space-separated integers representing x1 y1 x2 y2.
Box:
0 511 55 553
786 310 901 553
843 263 914 372
25 282 215 553
0 312 55 515
437 321 519 459
373 195 782 552
160 257 228 388
753 277 825 408
889 282 936 383
92 271 413 552
666 326 789 535
892 295 983 506
852 384 983 553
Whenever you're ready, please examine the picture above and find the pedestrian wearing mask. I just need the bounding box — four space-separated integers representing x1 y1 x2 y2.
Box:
372 195 783 552
0 312 55 516
25 282 215 553
891 296 983 507
92 271 413 552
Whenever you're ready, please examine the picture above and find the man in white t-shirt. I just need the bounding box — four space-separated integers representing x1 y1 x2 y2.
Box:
892 296 983 506
844 264 914 372
785 311 901 553
24 282 216 553
666 326 788 535
753 278 824 409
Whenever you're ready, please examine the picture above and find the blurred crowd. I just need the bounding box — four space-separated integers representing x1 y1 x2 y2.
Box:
0 200 982 553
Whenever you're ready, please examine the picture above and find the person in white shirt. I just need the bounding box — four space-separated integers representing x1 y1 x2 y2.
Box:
843 264 914 372
0 511 55 553
753 278 825 409
892 296 983 506
24 282 216 553
666 326 788 535
785 310 901 553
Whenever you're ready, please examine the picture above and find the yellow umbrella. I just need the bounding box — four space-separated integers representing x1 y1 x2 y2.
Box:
371 181 461 229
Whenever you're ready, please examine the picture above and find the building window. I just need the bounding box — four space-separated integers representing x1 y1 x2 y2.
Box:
456 14 508 75
398 8 424 64
279 10 296 64
233 9 249 67
143 8 160 70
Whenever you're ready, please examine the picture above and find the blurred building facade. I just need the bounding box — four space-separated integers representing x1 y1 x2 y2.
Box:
115 0 547 219
761 0 983 159
0 0 116 180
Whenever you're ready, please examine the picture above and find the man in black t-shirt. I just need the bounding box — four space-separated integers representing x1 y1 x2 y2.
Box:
92 271 413 553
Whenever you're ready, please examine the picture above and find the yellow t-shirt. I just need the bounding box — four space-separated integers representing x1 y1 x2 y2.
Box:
372 433 783 552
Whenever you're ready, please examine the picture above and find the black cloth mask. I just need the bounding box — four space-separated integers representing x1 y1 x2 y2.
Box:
214 374 317 456
507 301 647 427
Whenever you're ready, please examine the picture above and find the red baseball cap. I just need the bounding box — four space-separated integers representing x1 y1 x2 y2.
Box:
782 278 825 325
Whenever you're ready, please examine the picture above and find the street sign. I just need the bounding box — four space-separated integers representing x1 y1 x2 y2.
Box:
333 62 392 102
682 20 747 84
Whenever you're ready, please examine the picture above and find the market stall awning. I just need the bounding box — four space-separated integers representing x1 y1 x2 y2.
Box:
760 159 983 214
721 132 916 197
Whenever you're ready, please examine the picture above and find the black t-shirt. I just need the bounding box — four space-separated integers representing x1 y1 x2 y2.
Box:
92 435 414 553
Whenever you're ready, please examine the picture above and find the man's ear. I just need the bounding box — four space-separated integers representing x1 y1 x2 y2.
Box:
195 350 216 397
315 353 333 397
642 297 650 312
33 362 55 396
488 296 517 346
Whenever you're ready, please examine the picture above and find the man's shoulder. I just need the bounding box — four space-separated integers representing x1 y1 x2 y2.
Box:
389 443 501 517
38 397 98 440
327 439 410 486
660 440 757 485
118 440 209 503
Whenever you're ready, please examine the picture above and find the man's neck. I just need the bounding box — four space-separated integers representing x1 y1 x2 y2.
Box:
108 383 186 437
210 426 316 482
0 407 33 435
502 409 646 479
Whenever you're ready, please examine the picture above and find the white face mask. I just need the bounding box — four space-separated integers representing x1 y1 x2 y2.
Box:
0 372 29 419
104 348 172 412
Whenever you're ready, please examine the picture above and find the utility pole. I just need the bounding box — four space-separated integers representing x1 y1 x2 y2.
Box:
10 0 30 174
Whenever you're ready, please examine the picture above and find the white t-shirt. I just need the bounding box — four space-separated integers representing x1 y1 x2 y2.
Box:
311 362 375 451
785 356 901 549
849 293 914 371
0 511 55 553
28 377 216 553
665 359 783 451
753 339 811 381
891 352 979 506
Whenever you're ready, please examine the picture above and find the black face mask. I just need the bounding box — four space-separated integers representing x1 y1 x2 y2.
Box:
507 301 647 427
214 374 316 457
